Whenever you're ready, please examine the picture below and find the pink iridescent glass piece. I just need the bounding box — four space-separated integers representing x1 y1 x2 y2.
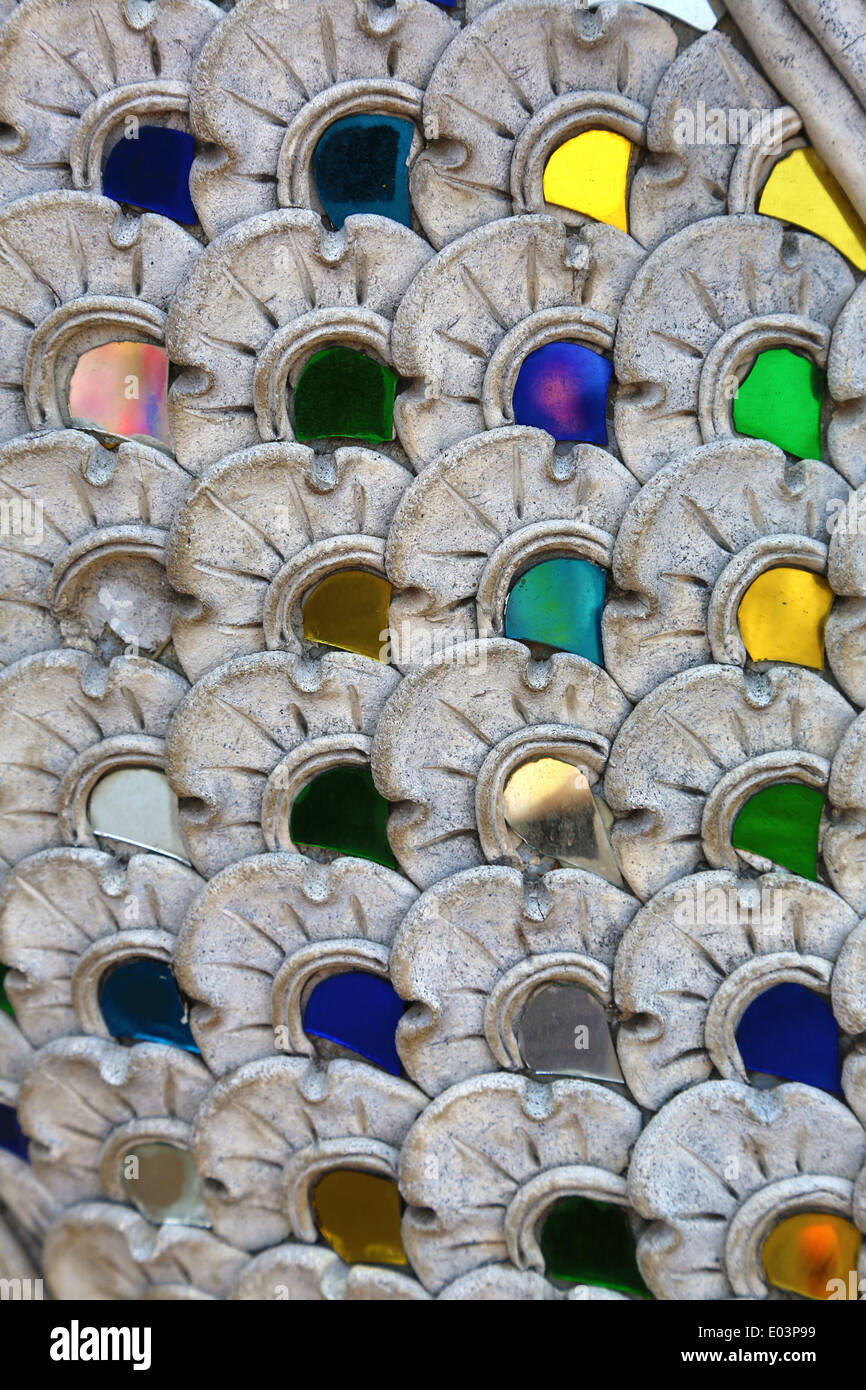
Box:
68 341 171 448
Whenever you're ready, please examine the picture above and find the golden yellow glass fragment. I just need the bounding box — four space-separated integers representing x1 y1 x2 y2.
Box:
759 147 866 271
302 570 392 662
313 1170 408 1266
762 1212 862 1301
503 756 623 886
737 567 834 669
542 130 632 233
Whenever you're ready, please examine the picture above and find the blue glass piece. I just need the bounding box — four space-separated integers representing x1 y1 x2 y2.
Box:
99 958 199 1054
736 983 841 1092
303 972 405 1075
313 114 414 229
504 557 605 662
0 1102 27 1161
103 126 196 224
512 341 612 444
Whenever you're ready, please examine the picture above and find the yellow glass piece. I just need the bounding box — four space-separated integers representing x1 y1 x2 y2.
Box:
302 570 392 663
503 756 623 886
762 1213 862 1301
543 130 632 233
737 567 834 670
313 1170 407 1266
758 147 866 271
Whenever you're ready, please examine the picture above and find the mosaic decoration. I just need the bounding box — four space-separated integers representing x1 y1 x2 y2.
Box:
3 0 866 1310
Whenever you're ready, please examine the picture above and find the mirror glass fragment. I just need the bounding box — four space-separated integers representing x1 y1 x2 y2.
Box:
543 130 632 233
290 765 396 868
0 964 13 1016
732 348 823 460
313 1170 407 1266
503 757 623 885
120 1141 210 1226
735 982 841 1092
68 342 171 449
302 570 392 662
87 767 190 863
0 1102 28 1160
642 0 720 26
294 347 398 443
762 1213 862 1301
759 147 866 270
518 983 623 1082
303 972 404 1075
103 125 196 224
313 114 414 228
540 1195 651 1296
730 782 824 880
737 567 834 669
504 557 605 662
99 958 199 1053
512 341 611 444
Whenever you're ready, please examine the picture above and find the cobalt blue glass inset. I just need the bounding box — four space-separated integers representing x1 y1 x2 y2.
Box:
303 972 405 1075
736 983 841 1092
512 341 612 444
313 114 414 229
0 1102 28 1161
99 958 199 1053
504 557 605 662
103 126 196 224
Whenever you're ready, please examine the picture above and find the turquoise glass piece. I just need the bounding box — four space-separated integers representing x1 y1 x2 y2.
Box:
294 347 398 443
290 765 396 868
313 114 414 228
736 983 841 1092
512 341 611 444
303 972 404 1075
103 125 196 224
0 1102 27 1160
504 557 605 661
540 1195 651 1296
99 958 199 1053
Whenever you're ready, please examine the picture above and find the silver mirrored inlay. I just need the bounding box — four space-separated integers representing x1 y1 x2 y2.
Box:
88 767 190 864
518 983 624 1082
503 757 623 886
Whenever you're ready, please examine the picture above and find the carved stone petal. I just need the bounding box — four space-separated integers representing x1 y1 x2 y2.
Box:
165 441 410 682
826 711 866 913
164 649 399 878
828 278 866 488
399 1071 643 1293
390 215 645 470
614 870 859 1110
832 917 866 1037
605 664 856 901
0 847 204 1047
825 478 866 705
370 637 631 890
391 864 638 1096
437 1264 627 1299
613 216 855 481
230 1243 430 1301
190 1055 426 1250
0 1009 34 1103
173 851 418 1076
166 209 433 472
43 1201 247 1300
0 1210 40 1282
604 437 850 701
628 1080 866 1299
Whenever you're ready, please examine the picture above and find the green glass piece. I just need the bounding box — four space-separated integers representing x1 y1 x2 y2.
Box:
290 765 396 868
732 348 824 460
731 782 824 880
540 1195 651 1297
294 347 398 443
0 965 13 1016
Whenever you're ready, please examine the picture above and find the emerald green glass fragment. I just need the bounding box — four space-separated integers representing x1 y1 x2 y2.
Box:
294 347 398 443
540 1195 651 1297
731 782 824 880
732 348 823 460
290 765 396 868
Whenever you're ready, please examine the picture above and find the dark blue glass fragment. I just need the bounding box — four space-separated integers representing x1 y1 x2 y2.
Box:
313 114 414 229
99 957 199 1053
736 983 841 1092
303 972 405 1075
103 126 196 224
512 341 612 444
0 1102 27 1161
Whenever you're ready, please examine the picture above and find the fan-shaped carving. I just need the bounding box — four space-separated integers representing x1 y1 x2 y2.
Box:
370 637 631 890
386 425 637 670
603 437 850 701
230 1242 430 1301
825 711 866 915
390 214 645 470
0 1011 59 1243
188 0 456 240
173 851 417 1076
166 440 410 682
827 277 866 490
164 649 399 878
165 208 432 472
391 864 638 1096
628 1080 866 1299
605 664 857 901
0 847 203 1046
190 1054 425 1250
